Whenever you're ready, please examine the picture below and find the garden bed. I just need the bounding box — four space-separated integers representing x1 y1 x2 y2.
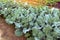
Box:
0 0 60 40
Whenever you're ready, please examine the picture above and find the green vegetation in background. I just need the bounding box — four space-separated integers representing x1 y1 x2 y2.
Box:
0 0 13 2
46 0 60 5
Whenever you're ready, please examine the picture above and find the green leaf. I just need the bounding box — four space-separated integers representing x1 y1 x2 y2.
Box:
15 29 23 37
43 25 52 35
46 35 53 40
25 33 30 37
37 31 44 39
32 28 39 36
5 19 14 24
27 37 34 40
15 22 22 28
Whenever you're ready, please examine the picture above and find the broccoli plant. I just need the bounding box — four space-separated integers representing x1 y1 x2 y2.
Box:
0 1 60 40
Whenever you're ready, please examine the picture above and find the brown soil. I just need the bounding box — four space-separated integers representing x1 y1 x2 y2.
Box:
0 16 26 40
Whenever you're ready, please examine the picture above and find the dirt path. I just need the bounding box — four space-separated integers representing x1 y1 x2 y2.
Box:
0 16 26 40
